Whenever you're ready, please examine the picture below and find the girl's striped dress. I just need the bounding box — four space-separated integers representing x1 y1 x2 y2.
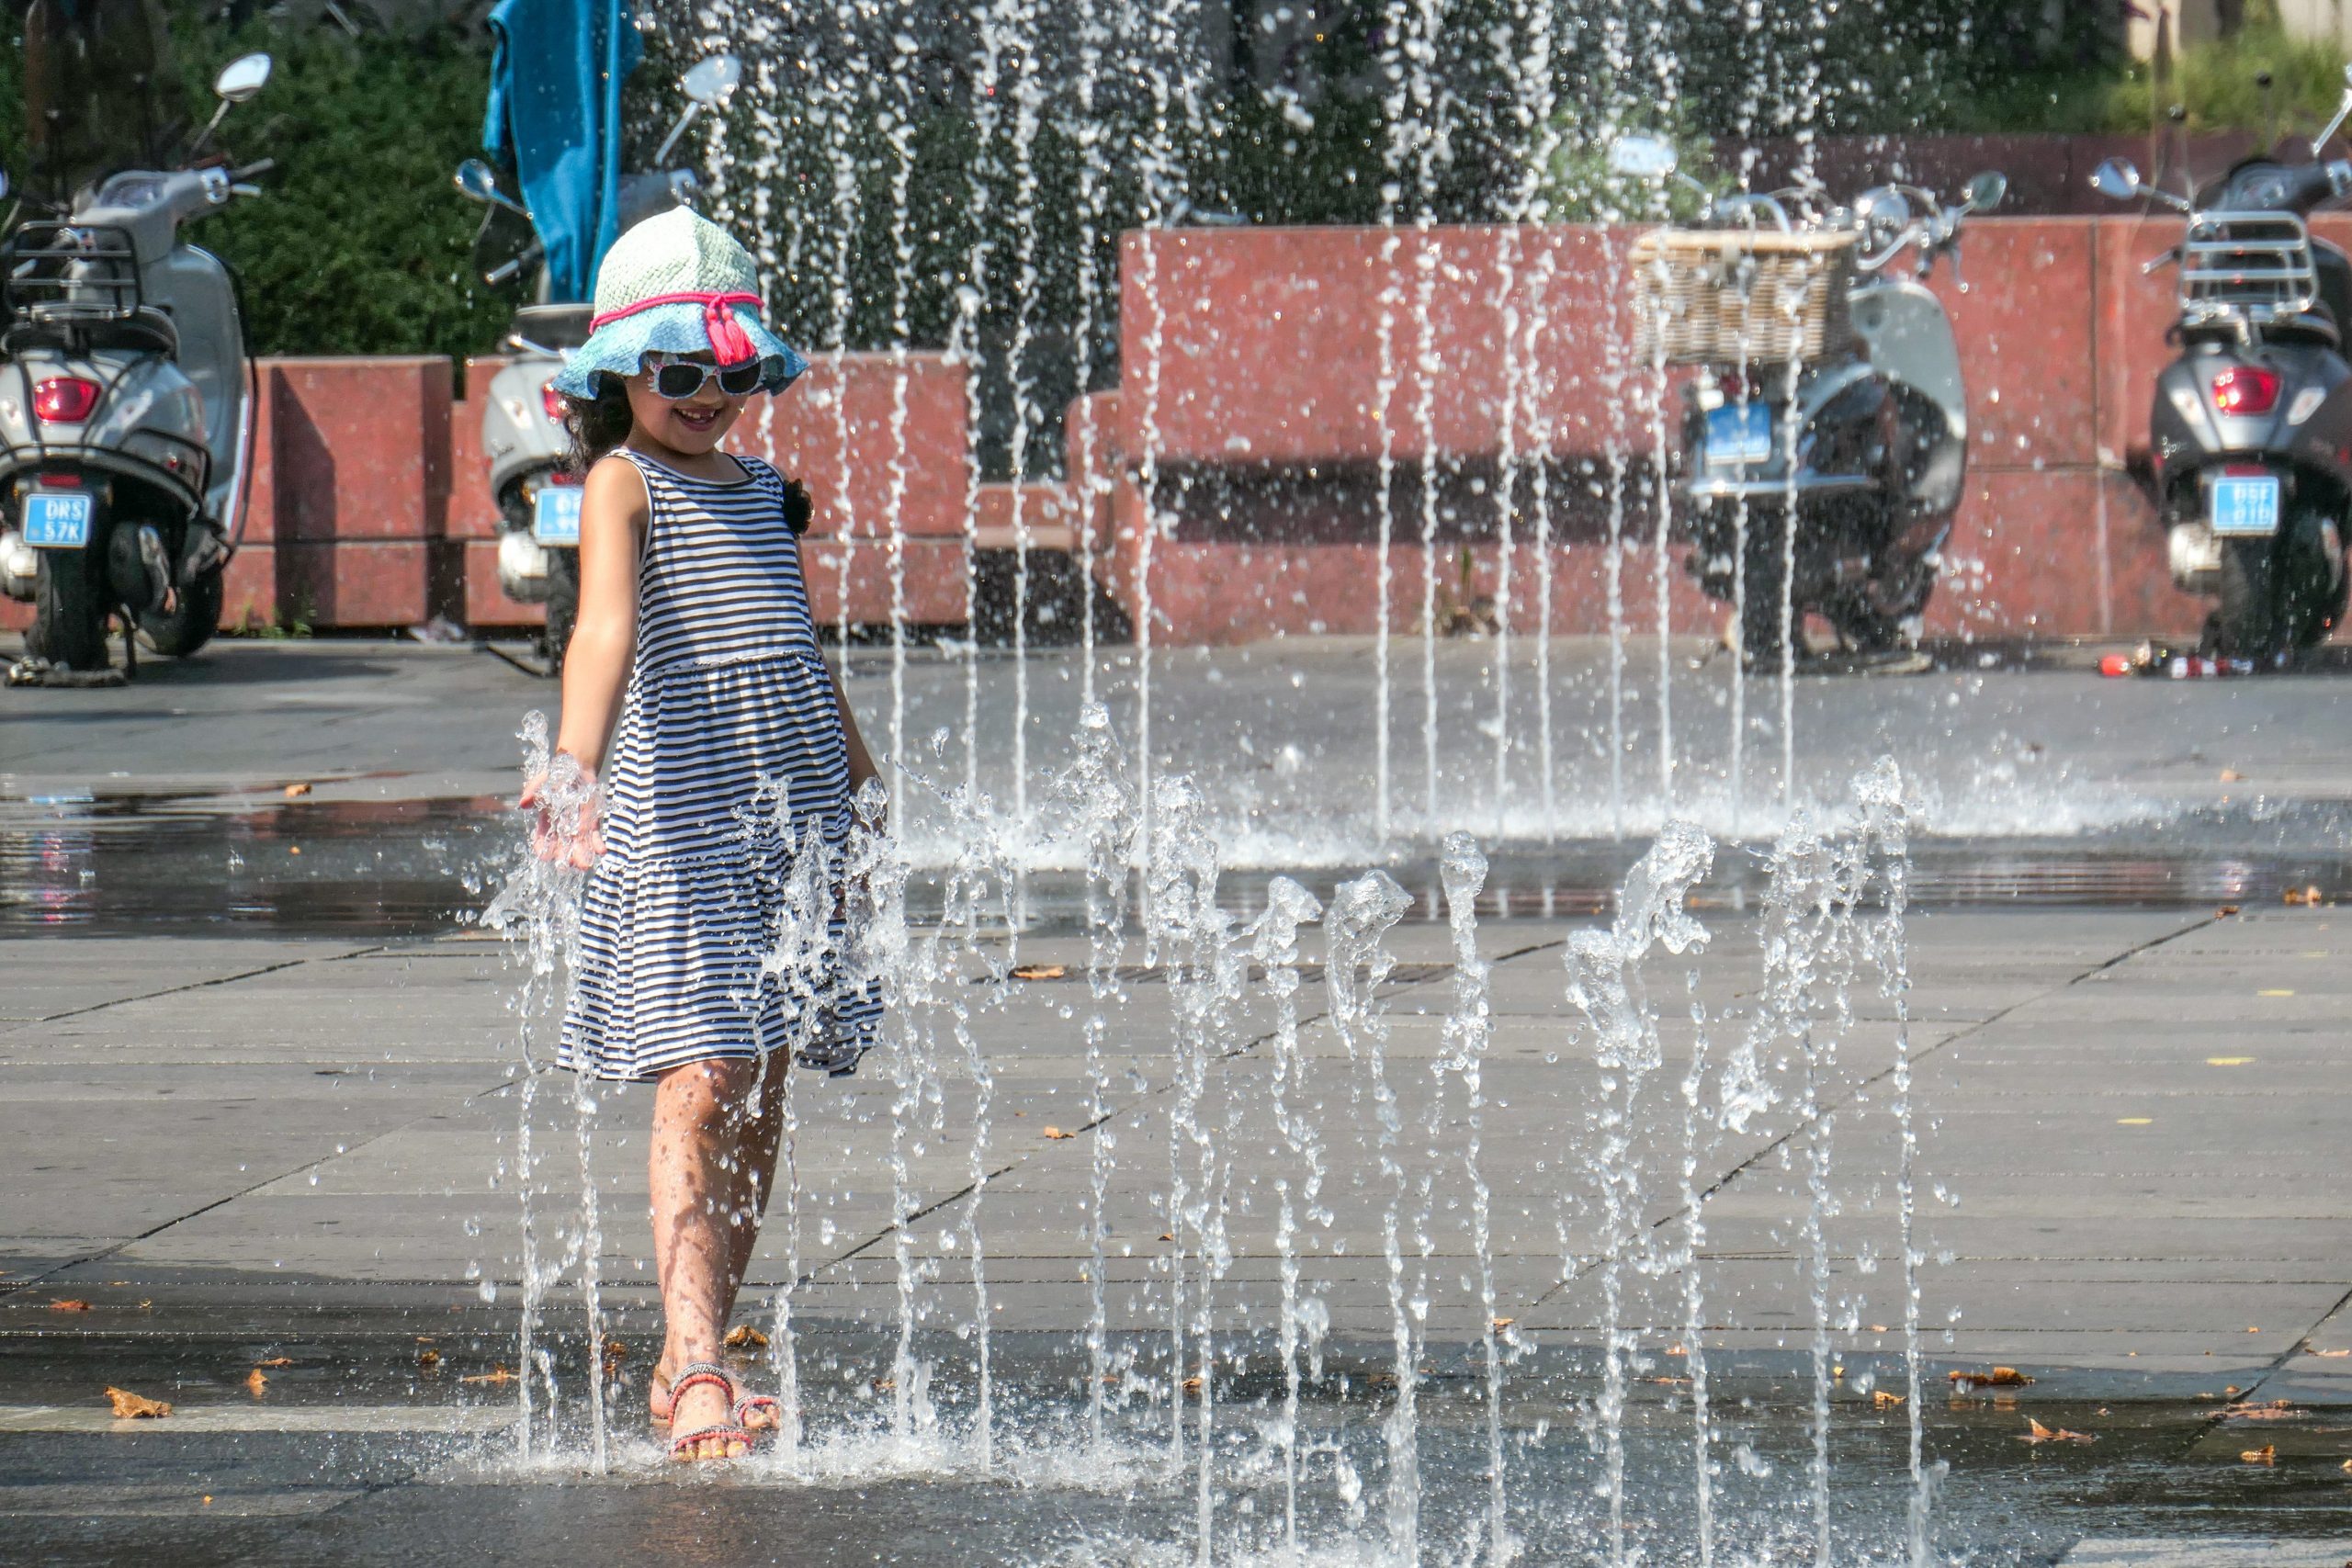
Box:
559 448 881 1082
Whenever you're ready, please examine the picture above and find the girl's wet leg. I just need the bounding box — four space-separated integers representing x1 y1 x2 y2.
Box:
650 1057 765 1457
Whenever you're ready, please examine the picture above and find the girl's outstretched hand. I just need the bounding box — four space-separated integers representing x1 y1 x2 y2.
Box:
519 764 605 870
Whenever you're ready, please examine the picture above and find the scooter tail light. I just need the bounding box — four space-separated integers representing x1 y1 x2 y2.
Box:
542 382 568 423
31 378 101 423
2211 367 2281 416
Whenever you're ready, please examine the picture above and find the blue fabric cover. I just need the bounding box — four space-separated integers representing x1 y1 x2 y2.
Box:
482 0 643 301
548 302 806 400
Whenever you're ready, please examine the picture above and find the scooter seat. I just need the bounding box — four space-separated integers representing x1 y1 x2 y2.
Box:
0 304 176 358
509 303 594 351
2268 307 2342 350
89 308 180 357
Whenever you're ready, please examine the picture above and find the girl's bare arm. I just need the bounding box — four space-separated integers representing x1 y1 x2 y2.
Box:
552 457 648 774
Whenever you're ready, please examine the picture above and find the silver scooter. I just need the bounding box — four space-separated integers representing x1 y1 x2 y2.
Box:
0 51 274 681
1610 137 2005 665
454 51 741 672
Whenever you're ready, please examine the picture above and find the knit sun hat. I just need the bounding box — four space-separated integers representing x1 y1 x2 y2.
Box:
549 208 807 400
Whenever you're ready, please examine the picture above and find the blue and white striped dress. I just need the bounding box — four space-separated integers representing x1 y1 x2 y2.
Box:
559 448 881 1082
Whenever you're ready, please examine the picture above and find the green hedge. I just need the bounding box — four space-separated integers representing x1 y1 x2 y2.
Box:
1 18 509 362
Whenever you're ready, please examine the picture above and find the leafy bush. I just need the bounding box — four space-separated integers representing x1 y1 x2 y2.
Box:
0 17 509 362
193 25 510 362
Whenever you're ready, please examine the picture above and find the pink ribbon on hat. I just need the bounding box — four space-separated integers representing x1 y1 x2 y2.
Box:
590 289 762 367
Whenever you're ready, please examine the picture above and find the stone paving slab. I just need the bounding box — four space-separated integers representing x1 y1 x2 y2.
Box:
2059 1540 2352 1565
1 904 2344 1401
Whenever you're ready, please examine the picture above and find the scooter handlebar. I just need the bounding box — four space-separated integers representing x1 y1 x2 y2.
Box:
231 159 277 183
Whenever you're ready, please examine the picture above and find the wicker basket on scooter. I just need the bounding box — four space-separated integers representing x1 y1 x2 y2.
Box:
1627 229 1859 367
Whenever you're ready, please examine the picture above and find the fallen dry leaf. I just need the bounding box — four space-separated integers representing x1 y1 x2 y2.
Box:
2217 904 2243 918
106 1386 171 1418
1011 964 1067 980
244 1369 268 1396
1159 1233 1174 1243
283 782 312 798
872 1377 896 1393
1491 1316 1515 1330
415 1347 441 1370
458 1365 514 1386
2227 1400 2300 1421
254 1357 293 1370
2221 769 2246 784
2340 1458 2352 1472
1874 1391 1906 1409
1868 1324 1890 1334
1182 1375 1203 1394
1649 1376 1692 1386
49 1299 91 1313
1949 1367 2034 1387
2241 1445 2277 1465
2227 1385 2244 1398
1665 1344 1687 1357
2020 1418 2094 1445
723 1324 768 1350
2313 1348 2351 1359
1042 1126 1073 1140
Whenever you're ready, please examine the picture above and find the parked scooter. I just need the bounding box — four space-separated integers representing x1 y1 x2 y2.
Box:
1607 137 2005 666
454 51 741 673
2092 68 2352 660
0 52 274 681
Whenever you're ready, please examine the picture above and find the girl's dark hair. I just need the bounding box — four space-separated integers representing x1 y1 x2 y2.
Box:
560 375 634 478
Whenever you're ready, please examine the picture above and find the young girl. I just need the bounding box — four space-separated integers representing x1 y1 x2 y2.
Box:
522 208 883 1463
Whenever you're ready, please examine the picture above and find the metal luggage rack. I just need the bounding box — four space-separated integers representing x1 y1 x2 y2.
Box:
0 222 142 325
2179 210 2319 326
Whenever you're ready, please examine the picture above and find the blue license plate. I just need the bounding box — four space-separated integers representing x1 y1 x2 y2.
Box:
532 484 582 545
1705 401 1776 465
2209 474 2281 536
21 491 93 549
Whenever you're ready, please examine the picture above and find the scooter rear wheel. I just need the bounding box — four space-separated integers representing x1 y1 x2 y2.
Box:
28 548 114 673
138 569 224 658
2212 516 2344 660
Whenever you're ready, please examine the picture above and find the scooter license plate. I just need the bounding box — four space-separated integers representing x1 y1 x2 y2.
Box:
2209 474 2282 536
21 491 94 549
1705 402 1776 465
532 484 583 546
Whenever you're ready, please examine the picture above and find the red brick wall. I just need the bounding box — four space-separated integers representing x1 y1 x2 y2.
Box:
1098 217 2304 645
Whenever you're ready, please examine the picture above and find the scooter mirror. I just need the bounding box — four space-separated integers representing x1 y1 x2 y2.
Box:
2090 157 2143 200
213 52 273 104
682 53 742 107
1607 136 1678 179
1964 171 2008 212
1855 186 1911 230
454 159 501 205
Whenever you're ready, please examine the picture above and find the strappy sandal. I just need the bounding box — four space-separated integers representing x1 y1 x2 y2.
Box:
664 1360 752 1462
731 1390 782 1432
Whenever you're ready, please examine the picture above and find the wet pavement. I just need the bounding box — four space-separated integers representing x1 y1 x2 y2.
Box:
4 635 2352 1563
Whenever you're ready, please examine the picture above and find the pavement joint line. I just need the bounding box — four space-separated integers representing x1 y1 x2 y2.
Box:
795 937 1566 1290
2164 1280 2352 1461
0 1014 519 1300
1476 908 2223 1371
8 945 390 1029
